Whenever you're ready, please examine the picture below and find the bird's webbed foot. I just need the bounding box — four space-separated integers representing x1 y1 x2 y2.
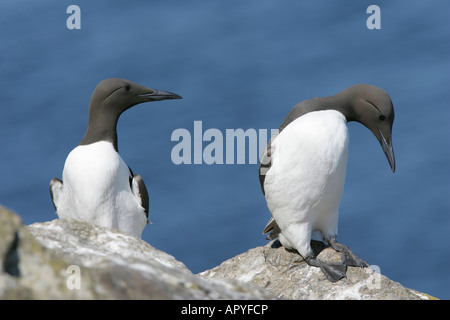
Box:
328 237 369 268
304 256 347 283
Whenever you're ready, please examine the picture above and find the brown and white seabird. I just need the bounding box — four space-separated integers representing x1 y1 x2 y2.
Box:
50 78 182 238
259 84 395 282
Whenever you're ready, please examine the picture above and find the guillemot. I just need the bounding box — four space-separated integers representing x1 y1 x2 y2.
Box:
50 78 182 238
259 84 395 282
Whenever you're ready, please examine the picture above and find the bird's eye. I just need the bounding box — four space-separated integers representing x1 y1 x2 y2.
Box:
124 85 130 91
379 115 386 121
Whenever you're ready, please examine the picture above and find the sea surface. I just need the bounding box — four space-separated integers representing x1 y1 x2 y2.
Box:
0 1 449 299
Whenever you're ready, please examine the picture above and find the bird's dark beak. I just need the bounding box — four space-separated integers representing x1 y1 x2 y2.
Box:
378 129 396 173
138 90 182 101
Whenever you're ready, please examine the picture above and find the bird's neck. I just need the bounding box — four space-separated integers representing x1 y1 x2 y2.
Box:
332 90 361 123
280 95 353 132
78 104 120 151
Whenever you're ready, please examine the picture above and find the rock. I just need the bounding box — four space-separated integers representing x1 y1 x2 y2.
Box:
199 240 435 300
0 206 271 299
0 205 435 300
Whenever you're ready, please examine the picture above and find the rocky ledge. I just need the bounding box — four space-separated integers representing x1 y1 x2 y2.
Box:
0 206 435 300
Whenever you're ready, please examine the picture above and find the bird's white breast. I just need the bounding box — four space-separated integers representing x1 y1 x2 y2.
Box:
56 141 147 237
264 110 349 235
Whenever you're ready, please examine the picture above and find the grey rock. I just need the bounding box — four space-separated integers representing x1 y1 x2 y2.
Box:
199 241 436 300
0 206 271 299
0 205 436 300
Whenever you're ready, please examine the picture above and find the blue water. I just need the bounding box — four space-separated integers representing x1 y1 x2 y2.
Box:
0 1 449 299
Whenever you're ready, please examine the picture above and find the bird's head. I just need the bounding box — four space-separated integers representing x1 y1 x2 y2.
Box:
339 84 396 173
90 78 182 116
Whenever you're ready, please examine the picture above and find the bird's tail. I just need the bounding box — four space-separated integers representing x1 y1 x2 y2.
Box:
262 217 281 240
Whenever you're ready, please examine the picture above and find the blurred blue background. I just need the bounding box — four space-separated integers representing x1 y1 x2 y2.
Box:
0 0 449 299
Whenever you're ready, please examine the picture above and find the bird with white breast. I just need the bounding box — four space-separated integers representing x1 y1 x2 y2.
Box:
259 84 395 282
50 78 182 239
